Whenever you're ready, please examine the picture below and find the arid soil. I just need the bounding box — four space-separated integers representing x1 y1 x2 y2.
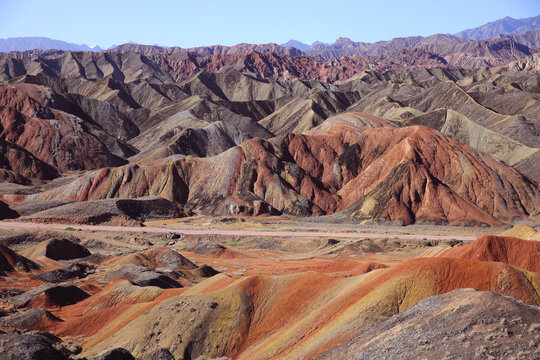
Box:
0 23 539 360
0 222 539 359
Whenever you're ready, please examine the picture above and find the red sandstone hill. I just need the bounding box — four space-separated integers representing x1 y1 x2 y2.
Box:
24 116 540 226
0 138 59 183
0 46 538 226
442 235 540 272
0 83 129 173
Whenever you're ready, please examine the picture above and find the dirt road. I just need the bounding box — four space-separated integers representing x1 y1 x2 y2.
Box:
0 221 478 241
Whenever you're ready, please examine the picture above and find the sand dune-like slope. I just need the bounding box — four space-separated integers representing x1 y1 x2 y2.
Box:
128 95 273 161
304 112 397 135
258 89 360 135
21 197 182 225
69 257 540 359
0 244 39 272
500 224 540 241
404 109 539 167
1 230 540 359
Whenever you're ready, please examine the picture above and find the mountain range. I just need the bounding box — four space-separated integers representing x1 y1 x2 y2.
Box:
2 15 538 55
0 11 540 360
283 14 540 50
0 37 102 52
0 48 538 226
0 13 538 227
2 35 535 82
455 14 540 40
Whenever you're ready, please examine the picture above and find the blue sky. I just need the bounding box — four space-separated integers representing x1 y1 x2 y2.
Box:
1 0 539 48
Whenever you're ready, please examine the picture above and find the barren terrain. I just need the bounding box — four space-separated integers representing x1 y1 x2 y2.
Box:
1 15 540 360
0 221 539 359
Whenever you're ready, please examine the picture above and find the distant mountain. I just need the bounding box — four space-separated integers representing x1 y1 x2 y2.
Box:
108 42 304 57
495 30 540 50
312 41 329 46
4 15 540 59
302 16 540 59
0 37 102 52
1 37 534 85
280 40 312 50
455 15 540 40
305 34 470 59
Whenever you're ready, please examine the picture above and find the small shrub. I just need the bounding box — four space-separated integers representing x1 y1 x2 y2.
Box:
64 227 75 231
449 239 463 247
422 239 432 247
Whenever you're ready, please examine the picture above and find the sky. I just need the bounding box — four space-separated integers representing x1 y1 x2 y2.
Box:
1 0 539 48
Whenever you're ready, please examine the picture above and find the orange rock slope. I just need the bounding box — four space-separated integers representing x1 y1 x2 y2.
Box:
38 256 540 360
441 235 540 272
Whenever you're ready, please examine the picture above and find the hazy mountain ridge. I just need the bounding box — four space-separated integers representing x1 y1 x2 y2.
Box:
455 15 540 40
105 31 540 61
3 15 539 57
106 42 305 57
280 40 313 50
0 36 102 52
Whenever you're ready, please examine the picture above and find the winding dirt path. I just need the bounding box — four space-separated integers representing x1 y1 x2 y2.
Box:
0 221 478 241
